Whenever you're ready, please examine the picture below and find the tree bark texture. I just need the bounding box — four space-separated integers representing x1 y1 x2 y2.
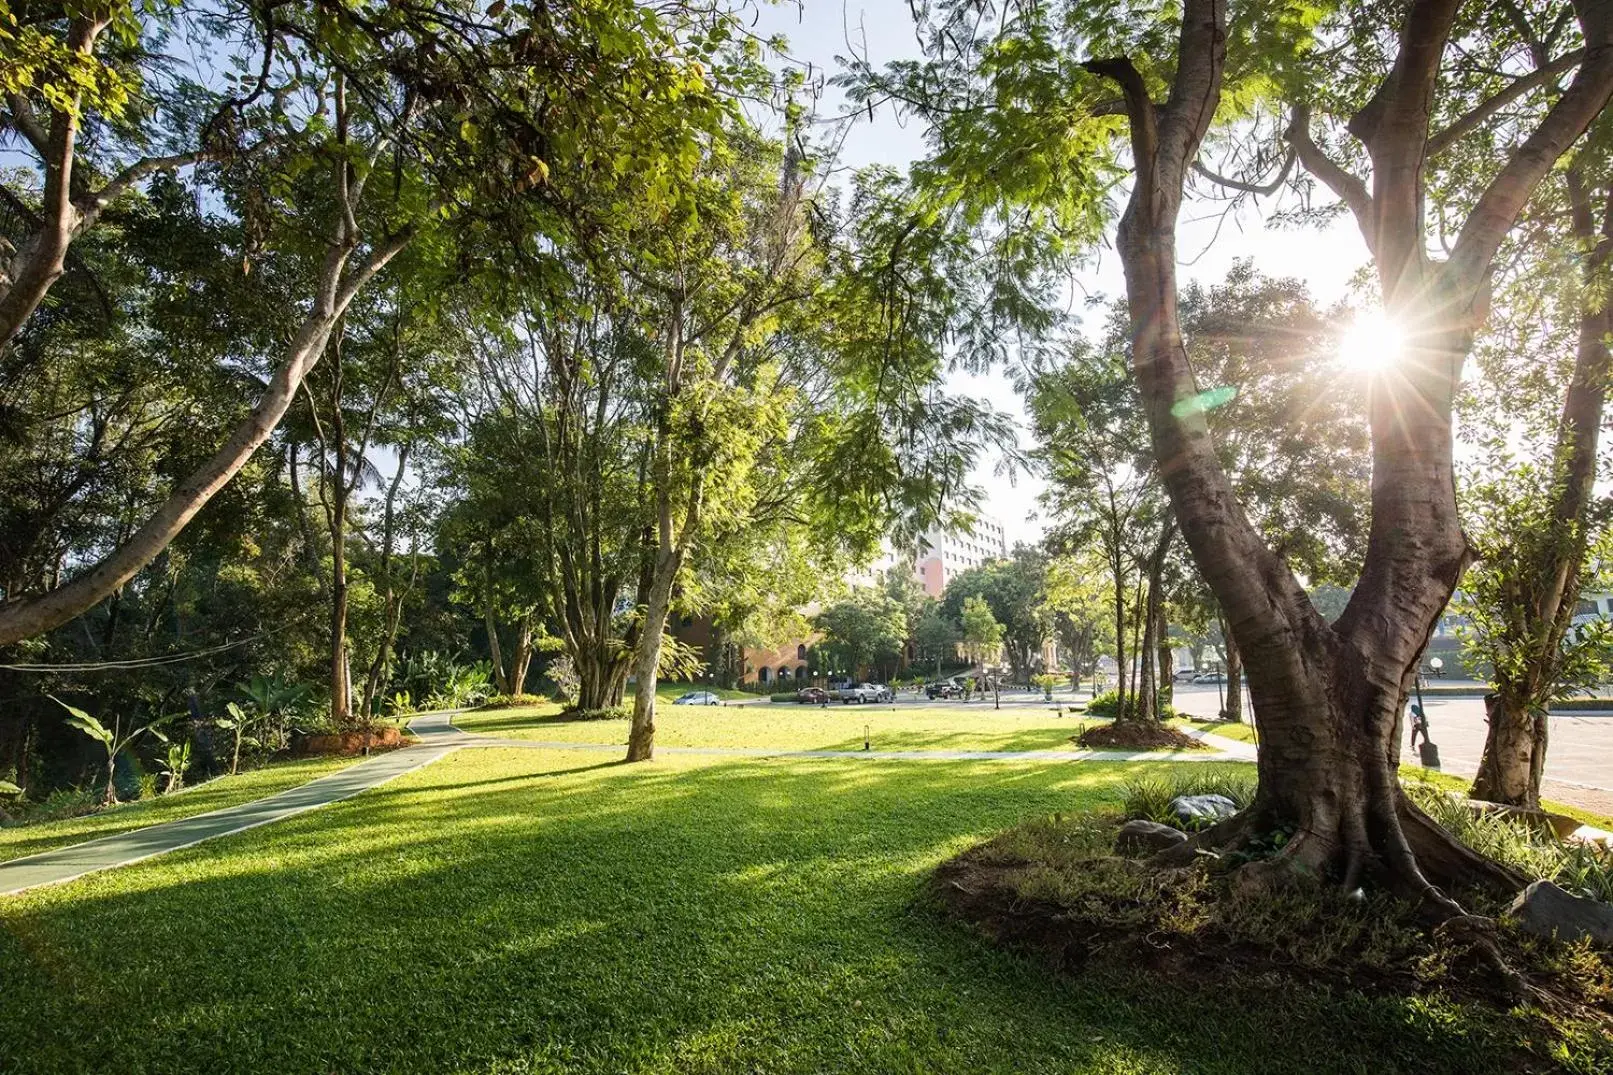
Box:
625 548 679 761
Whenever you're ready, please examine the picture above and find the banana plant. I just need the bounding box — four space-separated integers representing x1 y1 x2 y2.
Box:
54 698 180 805
155 739 192 794
214 702 264 776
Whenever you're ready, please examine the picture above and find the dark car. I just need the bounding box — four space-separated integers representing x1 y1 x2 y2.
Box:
925 679 962 699
794 687 829 704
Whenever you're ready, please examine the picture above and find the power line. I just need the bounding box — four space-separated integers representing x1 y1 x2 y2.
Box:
0 619 307 673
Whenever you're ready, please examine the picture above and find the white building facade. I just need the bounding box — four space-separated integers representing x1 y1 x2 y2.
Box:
915 517 1010 598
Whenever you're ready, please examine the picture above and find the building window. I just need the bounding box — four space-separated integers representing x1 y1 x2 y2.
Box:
797 644 808 661
758 667 770 684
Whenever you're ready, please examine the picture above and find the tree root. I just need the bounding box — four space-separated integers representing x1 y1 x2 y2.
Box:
1434 914 1549 1007
1399 796 1526 899
1147 809 1257 869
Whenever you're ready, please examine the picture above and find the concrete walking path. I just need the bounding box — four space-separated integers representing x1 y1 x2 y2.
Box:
408 711 1261 763
0 738 459 897
0 712 1253 898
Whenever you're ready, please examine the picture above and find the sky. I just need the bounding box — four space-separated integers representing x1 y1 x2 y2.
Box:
752 1 1372 548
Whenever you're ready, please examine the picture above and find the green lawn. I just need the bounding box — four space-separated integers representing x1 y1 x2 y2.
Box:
0 754 359 864
1176 719 1259 743
1 746 1567 1075
458 700 1134 753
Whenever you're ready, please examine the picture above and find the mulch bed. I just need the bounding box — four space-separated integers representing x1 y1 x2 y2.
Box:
290 726 410 756
1075 721 1206 751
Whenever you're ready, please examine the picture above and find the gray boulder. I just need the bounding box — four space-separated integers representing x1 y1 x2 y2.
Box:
1115 819 1188 855
1505 880 1613 947
1169 794 1237 825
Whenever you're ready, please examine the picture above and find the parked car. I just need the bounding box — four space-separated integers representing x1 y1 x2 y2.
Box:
1173 668 1201 683
840 682 892 704
924 679 963 699
794 687 829 704
1192 672 1227 685
673 690 723 706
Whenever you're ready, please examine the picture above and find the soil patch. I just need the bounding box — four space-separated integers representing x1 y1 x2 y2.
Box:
291 726 409 756
1076 721 1205 751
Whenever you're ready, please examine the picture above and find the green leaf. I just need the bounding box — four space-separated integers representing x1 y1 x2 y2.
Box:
52 696 112 748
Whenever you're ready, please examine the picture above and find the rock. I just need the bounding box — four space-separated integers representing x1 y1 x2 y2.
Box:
1505 880 1613 947
1168 794 1237 825
1115 819 1188 855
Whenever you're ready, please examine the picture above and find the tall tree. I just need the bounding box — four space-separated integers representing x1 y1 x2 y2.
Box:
1456 129 1613 805
869 0 1613 901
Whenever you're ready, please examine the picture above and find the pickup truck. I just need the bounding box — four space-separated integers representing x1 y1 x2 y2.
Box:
838 682 893 704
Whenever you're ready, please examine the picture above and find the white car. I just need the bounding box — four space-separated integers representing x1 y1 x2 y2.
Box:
673 691 723 706
839 683 893 704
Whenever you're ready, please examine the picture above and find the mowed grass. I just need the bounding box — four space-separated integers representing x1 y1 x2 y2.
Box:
1176 719 1259 743
457 700 1179 754
0 754 358 864
0 746 1556 1075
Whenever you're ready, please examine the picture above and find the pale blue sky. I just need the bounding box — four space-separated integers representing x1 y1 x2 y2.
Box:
755 0 1370 547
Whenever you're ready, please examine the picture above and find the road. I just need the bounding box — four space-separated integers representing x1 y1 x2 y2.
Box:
836 682 1612 813
1168 683 1613 813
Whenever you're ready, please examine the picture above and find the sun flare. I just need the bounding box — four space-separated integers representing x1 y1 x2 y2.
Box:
1338 310 1404 375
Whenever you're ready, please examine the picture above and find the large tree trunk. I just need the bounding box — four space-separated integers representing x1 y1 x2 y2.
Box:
509 617 533 697
1110 540 1127 707
1223 628 1244 722
1138 523 1174 721
625 550 679 761
328 427 351 727
1473 693 1550 806
572 645 623 711
330 550 350 725
1137 592 1158 722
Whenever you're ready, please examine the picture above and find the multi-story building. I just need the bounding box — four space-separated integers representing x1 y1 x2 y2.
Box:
914 517 1010 597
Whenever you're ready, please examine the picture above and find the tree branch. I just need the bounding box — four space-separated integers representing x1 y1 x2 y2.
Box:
1285 103 1378 256
1427 47 1583 158
1448 1 1613 295
1192 147 1295 195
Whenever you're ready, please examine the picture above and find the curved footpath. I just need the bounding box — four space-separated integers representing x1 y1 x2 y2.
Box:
0 712 1256 897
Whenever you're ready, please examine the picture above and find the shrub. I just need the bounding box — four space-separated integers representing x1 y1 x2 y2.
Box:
3 785 104 826
1548 697 1613 712
561 705 629 721
1405 781 1613 900
1086 689 1177 721
1119 772 1257 830
479 694 547 710
769 692 796 702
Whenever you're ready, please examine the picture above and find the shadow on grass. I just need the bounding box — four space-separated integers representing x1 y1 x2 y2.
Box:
0 750 1552 1075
